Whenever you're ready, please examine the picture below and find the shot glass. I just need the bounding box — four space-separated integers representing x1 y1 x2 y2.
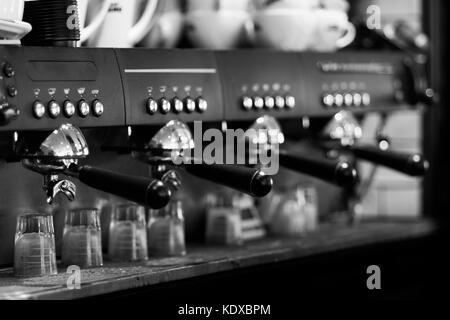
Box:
109 204 148 262
61 208 103 268
14 213 58 277
147 200 186 257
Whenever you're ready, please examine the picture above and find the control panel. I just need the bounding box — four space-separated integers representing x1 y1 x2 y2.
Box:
0 46 419 133
300 52 409 116
0 46 124 131
217 51 303 121
115 49 223 126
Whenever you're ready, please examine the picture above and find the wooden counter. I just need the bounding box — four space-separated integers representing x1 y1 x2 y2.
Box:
0 220 437 300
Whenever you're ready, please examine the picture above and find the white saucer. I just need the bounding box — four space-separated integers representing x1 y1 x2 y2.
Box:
0 19 32 40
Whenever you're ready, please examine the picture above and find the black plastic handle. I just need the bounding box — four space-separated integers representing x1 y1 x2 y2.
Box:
279 150 359 188
349 145 429 176
184 164 273 197
75 166 171 209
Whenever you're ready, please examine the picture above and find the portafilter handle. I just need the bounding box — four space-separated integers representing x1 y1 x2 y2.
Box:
184 164 273 198
348 145 429 177
279 149 359 188
69 165 171 209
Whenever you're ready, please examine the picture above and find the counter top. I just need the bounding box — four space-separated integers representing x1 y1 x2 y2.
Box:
0 220 437 300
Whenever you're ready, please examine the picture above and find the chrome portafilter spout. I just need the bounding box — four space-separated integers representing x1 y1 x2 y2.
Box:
323 111 429 177
246 116 359 189
132 120 273 198
17 124 171 208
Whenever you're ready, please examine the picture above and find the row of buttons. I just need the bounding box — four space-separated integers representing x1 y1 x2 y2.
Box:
242 95 295 111
32 99 104 119
146 96 207 115
322 92 371 108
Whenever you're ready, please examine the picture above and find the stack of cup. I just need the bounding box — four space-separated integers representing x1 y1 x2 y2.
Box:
185 0 252 49
253 0 355 51
22 0 81 46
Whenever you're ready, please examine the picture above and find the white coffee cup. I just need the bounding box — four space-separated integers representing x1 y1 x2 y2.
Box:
253 9 317 51
77 0 112 43
0 0 24 21
186 10 251 49
141 11 184 48
88 0 158 48
187 0 250 12
311 9 356 52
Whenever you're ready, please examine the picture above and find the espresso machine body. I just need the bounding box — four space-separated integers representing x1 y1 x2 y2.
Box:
0 46 423 266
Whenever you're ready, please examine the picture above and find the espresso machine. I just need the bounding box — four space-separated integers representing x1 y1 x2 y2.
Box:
0 45 429 266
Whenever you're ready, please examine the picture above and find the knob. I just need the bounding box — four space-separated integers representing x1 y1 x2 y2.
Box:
48 100 61 118
33 100 46 119
253 96 264 110
78 99 90 117
353 93 362 107
362 92 371 106
146 97 158 114
7 85 17 98
334 93 344 107
322 94 334 108
3 62 14 78
0 103 20 125
159 98 171 114
196 97 208 113
172 97 183 113
242 96 253 110
264 96 275 109
344 93 353 107
184 97 196 113
275 96 285 109
285 95 296 109
92 99 104 117
63 100 76 118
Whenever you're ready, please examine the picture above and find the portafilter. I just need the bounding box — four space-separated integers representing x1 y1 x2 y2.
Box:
246 115 359 188
322 110 429 177
18 124 170 208
131 120 273 198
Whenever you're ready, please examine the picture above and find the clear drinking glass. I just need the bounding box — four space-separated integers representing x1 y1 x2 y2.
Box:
147 200 186 257
61 208 103 268
109 204 148 262
14 213 58 277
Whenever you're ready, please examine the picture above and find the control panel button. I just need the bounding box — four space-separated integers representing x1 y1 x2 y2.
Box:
78 100 90 118
146 97 158 114
242 96 253 110
322 94 334 107
333 93 344 107
33 101 46 119
0 103 20 125
362 92 371 106
253 96 264 110
275 96 285 109
48 100 61 118
6 85 17 98
92 100 104 117
63 100 76 118
159 98 171 114
3 63 14 78
353 93 362 107
285 95 296 109
172 97 184 114
344 93 353 107
264 96 275 109
184 97 196 113
196 97 208 113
